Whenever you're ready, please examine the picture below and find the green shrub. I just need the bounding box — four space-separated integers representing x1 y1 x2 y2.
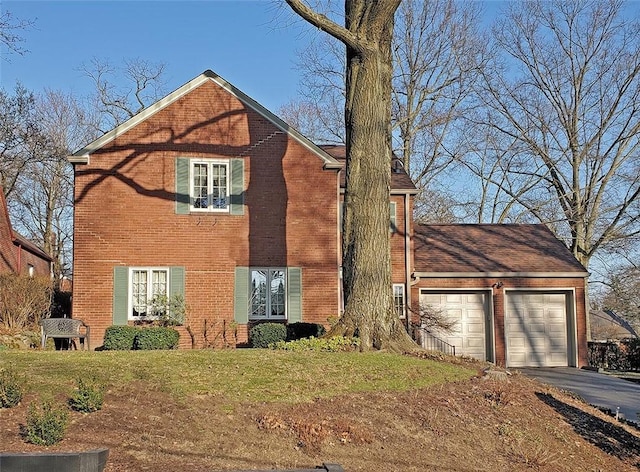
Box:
69 377 105 413
103 325 140 350
0 367 24 408
286 322 326 341
24 399 69 446
250 323 287 348
133 327 180 350
271 336 360 352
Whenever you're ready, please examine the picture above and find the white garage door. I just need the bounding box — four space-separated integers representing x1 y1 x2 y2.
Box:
420 291 489 361
505 292 568 367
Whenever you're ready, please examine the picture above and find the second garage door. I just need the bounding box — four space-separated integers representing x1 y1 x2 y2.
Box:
505 292 568 367
420 291 490 361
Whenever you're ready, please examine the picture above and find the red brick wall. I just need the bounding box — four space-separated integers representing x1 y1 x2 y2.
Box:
0 194 17 273
16 248 51 276
72 80 340 348
412 277 588 367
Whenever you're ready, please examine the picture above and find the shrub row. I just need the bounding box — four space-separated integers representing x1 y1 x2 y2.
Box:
588 339 640 371
249 322 327 348
271 336 360 352
103 326 179 350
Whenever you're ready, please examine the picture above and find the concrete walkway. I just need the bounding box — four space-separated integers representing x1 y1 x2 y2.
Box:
519 367 640 424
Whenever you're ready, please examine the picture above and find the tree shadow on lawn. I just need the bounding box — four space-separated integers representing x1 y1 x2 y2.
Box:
535 392 640 465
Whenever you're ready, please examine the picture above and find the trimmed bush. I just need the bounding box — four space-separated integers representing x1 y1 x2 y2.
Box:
103 326 140 350
271 336 360 352
0 367 23 408
69 377 105 413
286 322 326 341
24 399 69 446
133 327 180 350
250 323 287 348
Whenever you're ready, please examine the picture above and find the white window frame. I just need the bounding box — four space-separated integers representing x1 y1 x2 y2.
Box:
128 267 170 320
393 283 406 319
190 159 230 212
249 268 287 320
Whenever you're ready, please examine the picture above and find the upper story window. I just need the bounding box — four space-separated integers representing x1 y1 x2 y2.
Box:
191 160 229 212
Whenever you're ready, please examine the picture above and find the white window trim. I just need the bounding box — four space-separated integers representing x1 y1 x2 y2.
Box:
127 267 170 321
190 159 230 213
393 283 406 319
249 267 287 321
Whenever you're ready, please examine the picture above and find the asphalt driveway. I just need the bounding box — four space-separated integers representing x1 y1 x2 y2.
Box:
519 367 640 424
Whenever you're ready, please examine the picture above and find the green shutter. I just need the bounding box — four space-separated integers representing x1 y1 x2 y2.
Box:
287 267 302 323
390 201 397 233
234 267 249 324
113 266 129 325
230 158 244 215
169 266 185 297
176 158 190 214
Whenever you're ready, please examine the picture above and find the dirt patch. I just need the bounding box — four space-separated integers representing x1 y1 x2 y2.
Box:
1 374 639 471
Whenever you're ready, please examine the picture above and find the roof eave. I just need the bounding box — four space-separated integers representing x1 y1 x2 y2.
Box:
69 70 342 169
413 271 590 278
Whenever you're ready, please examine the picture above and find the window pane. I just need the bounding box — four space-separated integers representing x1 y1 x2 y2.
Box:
193 163 208 208
270 270 286 317
394 285 405 318
132 270 148 317
211 164 228 209
152 270 167 296
250 270 267 317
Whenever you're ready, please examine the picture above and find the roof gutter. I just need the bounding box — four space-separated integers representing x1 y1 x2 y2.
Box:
413 271 589 279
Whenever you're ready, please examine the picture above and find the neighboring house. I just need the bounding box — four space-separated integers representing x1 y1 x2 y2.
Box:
590 309 638 341
0 188 52 277
68 70 589 367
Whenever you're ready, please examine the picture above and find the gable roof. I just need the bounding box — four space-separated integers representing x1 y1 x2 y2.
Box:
320 145 418 194
590 309 638 340
0 190 52 272
414 224 588 277
68 70 342 170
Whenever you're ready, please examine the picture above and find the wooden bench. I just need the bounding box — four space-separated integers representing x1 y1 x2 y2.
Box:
39 318 90 351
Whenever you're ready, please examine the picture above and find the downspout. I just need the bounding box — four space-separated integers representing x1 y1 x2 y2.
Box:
16 243 22 274
404 193 411 332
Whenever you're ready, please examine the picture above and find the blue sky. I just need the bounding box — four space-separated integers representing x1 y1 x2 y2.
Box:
1 0 507 113
1 0 318 111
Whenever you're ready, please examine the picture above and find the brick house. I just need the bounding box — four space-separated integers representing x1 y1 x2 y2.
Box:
69 70 588 366
0 188 52 277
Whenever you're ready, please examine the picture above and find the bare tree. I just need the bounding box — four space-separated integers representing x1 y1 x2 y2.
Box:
285 0 415 351
10 90 98 283
285 0 487 223
80 57 167 133
599 263 640 330
392 0 487 188
0 85 46 199
0 10 34 56
469 0 640 269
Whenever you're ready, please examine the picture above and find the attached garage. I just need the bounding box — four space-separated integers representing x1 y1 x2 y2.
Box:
505 291 574 367
419 291 492 362
411 224 589 368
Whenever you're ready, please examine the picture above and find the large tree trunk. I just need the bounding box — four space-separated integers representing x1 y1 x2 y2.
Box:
285 0 415 351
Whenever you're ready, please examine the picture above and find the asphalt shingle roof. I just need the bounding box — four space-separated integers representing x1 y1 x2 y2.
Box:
414 224 588 274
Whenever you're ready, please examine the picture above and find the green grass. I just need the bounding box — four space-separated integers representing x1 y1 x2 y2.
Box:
0 350 475 403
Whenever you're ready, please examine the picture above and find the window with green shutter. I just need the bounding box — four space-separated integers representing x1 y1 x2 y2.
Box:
234 266 302 323
175 157 244 215
113 266 185 322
